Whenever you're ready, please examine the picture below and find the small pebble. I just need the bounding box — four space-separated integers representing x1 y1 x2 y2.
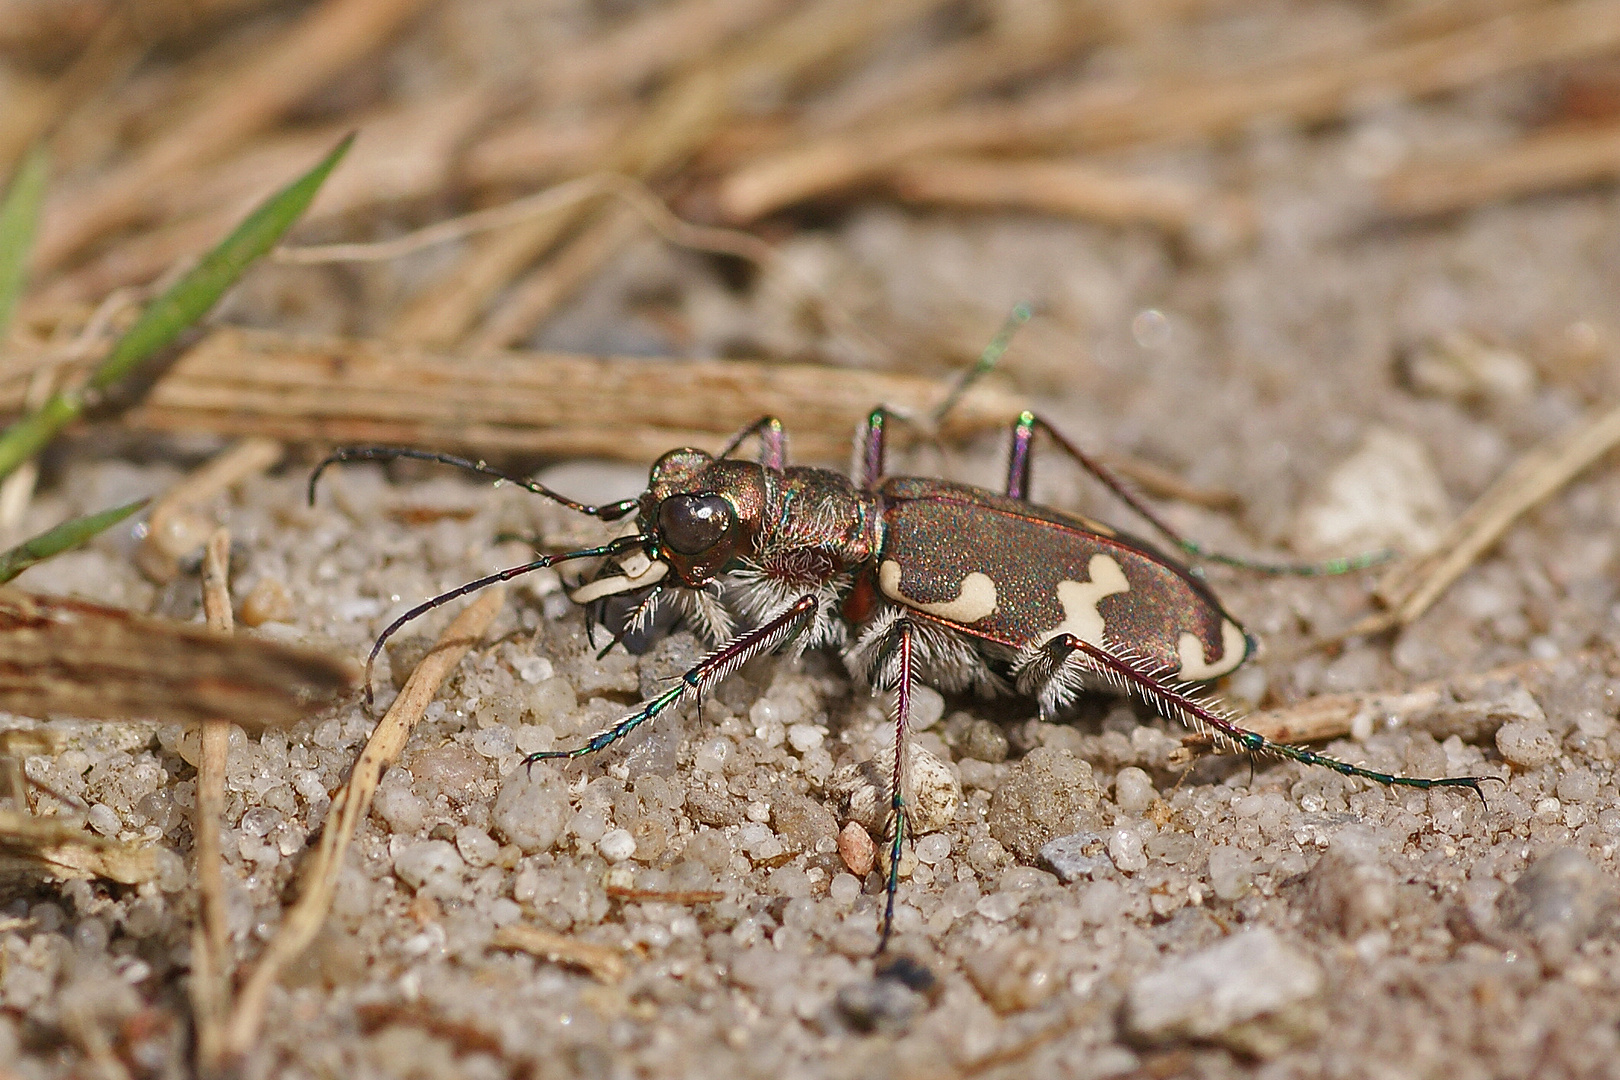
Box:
392 839 463 892
1291 426 1448 557
1108 826 1147 873
1039 833 1108 883
829 873 862 905
1113 767 1156 815
1207 845 1255 901
1125 928 1323 1051
238 578 293 626
454 826 499 868
491 766 569 854
787 723 825 753
909 686 945 731
987 747 1102 862
597 828 636 862
1498 848 1619 963
958 718 1009 763
914 833 951 865
829 743 959 836
374 781 426 834
964 943 1059 1013
838 821 876 877
87 804 121 838
1496 720 1560 768
1301 853 1395 938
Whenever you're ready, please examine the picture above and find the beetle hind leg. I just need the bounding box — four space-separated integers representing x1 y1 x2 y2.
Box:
1031 633 1495 799
1003 412 1392 577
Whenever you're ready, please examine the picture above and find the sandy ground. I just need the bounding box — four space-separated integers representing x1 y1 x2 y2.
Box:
10 3 1620 1078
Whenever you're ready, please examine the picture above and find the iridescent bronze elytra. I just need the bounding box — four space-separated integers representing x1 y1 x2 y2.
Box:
312 404 1490 951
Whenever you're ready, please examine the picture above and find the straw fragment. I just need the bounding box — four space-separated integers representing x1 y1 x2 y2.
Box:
224 586 505 1058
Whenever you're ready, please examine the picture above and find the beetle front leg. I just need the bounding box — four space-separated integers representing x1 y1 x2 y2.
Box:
525 594 818 764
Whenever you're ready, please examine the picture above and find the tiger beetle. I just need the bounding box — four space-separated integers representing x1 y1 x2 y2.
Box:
309 309 1491 952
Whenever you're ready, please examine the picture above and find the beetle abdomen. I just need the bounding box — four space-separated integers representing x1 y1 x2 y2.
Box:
876 478 1251 681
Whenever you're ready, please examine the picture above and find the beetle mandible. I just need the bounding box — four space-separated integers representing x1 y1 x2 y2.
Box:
311 377 1489 951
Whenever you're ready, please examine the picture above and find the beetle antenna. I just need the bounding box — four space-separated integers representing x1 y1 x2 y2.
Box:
931 301 1034 426
362 534 649 710
309 447 640 521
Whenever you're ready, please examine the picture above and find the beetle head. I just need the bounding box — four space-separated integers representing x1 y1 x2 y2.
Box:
641 449 766 586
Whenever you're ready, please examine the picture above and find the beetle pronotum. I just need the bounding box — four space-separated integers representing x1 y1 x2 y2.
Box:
311 356 1488 951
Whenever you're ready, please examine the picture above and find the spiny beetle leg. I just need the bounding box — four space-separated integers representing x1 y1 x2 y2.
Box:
878 618 917 953
929 302 1033 427
857 301 1035 492
716 416 786 471
1042 633 1494 800
524 594 820 766
1005 413 1391 577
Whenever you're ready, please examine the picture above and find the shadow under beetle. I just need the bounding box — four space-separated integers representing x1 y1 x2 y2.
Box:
311 351 1490 953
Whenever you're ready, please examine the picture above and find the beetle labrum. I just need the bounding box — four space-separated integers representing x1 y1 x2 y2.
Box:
311 393 1489 949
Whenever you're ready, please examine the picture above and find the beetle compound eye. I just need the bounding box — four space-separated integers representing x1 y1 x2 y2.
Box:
658 494 733 555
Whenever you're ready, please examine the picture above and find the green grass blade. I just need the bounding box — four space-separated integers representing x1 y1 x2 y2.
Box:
0 134 352 482
0 497 148 584
0 143 48 343
90 132 353 390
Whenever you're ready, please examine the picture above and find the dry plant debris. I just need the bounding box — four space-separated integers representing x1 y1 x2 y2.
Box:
223 585 505 1058
0 588 357 726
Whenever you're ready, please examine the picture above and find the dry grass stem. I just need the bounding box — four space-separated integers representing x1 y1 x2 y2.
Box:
489 923 629 983
1381 119 1620 218
0 9 145 178
1342 401 1620 638
888 156 1251 239
534 0 795 103
34 90 496 306
471 201 646 350
283 172 815 342
1213 651 1584 749
223 586 506 1058
0 367 55 534
459 110 629 190
395 0 951 345
800 3 1108 136
58 327 1024 466
34 0 435 272
0 587 358 727
604 885 724 903
716 0 1620 220
0 809 156 885
1102 454 1241 512
191 528 234 1075
135 437 282 583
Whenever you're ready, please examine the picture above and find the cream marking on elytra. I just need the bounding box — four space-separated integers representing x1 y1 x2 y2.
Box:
878 560 998 623
567 552 670 603
1041 553 1130 646
1175 618 1247 680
